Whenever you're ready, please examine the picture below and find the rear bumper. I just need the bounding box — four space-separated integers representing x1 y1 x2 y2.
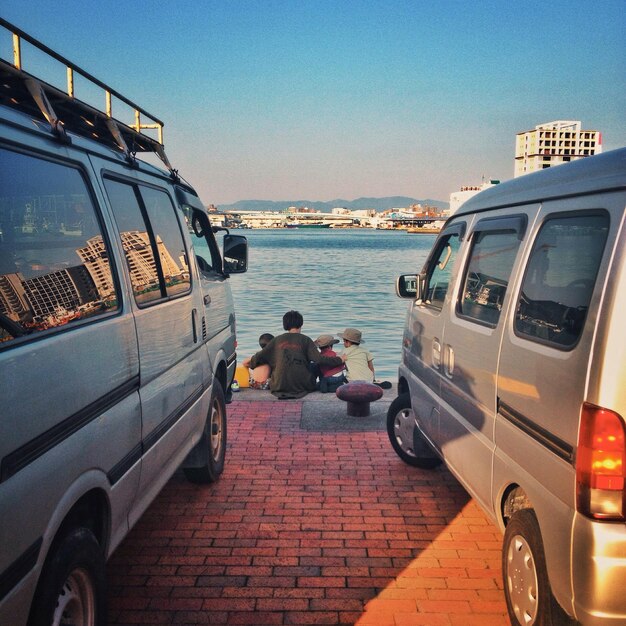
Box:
571 514 626 624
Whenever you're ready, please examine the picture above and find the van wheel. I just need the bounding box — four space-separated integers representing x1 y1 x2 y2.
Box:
386 393 442 468
28 527 106 626
184 381 227 483
503 509 573 626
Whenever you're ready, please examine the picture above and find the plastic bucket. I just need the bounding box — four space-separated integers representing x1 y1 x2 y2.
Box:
234 364 250 388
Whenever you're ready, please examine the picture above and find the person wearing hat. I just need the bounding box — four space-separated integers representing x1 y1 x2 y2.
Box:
314 334 346 393
337 327 376 383
249 310 343 399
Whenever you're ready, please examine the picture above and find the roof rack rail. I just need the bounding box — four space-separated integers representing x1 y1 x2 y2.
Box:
0 18 177 177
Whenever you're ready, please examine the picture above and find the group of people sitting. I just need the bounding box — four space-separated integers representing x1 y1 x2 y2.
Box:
239 310 391 400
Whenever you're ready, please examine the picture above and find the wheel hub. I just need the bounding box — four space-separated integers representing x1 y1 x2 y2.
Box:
506 534 538 625
210 401 223 460
52 567 95 626
394 407 416 458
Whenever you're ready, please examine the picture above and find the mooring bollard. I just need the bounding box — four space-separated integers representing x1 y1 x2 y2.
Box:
336 381 384 417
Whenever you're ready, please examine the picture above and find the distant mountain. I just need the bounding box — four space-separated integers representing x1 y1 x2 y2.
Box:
216 196 449 213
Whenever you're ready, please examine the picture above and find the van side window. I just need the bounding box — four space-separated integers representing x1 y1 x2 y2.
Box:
139 187 191 297
515 214 609 347
459 228 522 326
104 179 191 305
184 207 223 275
424 233 461 309
0 148 119 346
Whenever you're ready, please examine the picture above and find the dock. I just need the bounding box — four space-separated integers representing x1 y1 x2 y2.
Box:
107 387 509 625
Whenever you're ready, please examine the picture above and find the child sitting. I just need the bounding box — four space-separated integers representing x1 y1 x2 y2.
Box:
337 327 375 383
242 333 274 389
314 334 346 393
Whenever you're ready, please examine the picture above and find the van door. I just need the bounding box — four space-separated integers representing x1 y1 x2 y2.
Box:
406 221 465 445
436 211 531 511
181 201 236 376
101 175 208 524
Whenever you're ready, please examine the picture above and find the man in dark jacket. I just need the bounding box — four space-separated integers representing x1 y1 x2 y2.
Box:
249 310 343 399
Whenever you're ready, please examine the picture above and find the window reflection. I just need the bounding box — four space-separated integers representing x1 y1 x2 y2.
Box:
104 179 190 304
0 149 118 344
140 187 191 297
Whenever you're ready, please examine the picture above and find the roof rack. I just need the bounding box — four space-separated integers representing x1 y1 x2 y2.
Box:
0 18 176 176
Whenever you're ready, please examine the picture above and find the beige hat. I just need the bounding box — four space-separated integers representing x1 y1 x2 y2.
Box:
315 334 339 348
337 328 364 344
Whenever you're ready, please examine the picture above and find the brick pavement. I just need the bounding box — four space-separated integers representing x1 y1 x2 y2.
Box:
107 397 509 625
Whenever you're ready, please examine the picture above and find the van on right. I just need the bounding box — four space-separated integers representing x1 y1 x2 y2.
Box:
390 147 626 626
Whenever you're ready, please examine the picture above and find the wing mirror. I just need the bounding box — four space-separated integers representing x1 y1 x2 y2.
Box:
396 273 424 300
223 234 248 274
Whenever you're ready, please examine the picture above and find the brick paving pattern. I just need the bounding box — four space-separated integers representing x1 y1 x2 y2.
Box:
107 399 509 625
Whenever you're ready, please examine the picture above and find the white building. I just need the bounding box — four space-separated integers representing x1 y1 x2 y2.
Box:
514 120 602 178
449 180 500 215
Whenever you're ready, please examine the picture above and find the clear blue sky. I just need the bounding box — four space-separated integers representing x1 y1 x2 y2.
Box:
2 1 625 205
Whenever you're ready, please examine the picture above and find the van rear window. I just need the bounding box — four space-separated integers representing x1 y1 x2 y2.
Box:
515 214 609 348
0 148 119 346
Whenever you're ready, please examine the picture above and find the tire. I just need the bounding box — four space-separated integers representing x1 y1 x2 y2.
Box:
28 527 106 626
184 380 227 483
386 393 442 468
503 509 574 626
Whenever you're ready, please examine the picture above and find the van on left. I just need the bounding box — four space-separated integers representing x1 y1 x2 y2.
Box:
0 19 247 625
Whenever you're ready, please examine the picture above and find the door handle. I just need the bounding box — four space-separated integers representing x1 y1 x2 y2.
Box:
204 294 211 306
192 308 198 343
444 344 454 377
432 338 441 368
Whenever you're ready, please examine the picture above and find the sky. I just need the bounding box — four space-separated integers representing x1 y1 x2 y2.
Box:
2 0 625 206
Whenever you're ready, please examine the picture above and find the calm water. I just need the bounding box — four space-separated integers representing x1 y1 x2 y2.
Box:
226 229 436 381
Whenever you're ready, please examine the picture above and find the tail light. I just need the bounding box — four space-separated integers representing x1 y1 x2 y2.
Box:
576 403 625 520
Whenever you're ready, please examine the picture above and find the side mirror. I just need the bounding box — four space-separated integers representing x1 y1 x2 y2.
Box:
223 234 248 274
396 274 424 299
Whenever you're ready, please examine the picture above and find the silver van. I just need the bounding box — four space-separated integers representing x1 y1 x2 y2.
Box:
389 148 625 626
0 20 247 625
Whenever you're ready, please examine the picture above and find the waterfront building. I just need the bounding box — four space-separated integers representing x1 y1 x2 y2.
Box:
449 179 499 215
514 120 602 177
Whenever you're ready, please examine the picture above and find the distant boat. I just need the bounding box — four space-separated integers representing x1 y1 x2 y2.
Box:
406 226 440 234
295 223 332 229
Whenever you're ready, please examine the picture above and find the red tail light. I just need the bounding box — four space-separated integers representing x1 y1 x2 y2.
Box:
576 403 625 520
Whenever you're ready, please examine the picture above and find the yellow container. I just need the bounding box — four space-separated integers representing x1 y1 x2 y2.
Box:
234 364 250 388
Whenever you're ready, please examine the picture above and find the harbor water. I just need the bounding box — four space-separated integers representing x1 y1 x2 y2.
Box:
226 228 437 381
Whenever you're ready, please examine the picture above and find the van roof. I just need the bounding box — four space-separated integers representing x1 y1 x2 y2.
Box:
0 18 199 198
455 148 626 217
0 18 173 171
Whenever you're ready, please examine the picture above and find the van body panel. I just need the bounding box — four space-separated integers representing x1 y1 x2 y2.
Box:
395 148 626 624
196 267 236 387
129 385 212 529
493 415 577 610
402 301 445 444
